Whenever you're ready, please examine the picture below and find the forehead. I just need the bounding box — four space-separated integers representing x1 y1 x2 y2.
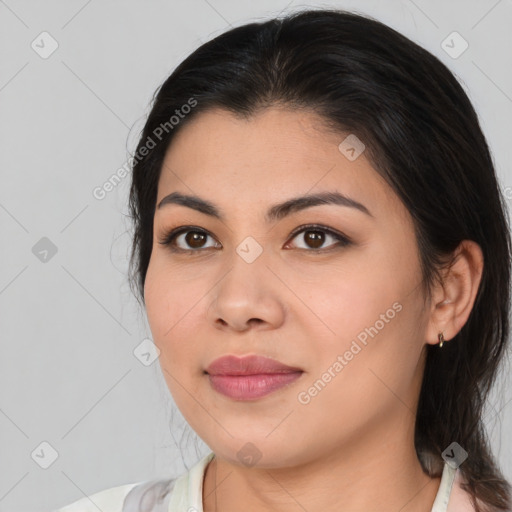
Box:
156 106 406 222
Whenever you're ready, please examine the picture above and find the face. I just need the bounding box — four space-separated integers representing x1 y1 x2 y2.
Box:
144 106 431 468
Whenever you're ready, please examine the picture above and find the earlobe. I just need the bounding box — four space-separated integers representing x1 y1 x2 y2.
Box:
425 240 484 346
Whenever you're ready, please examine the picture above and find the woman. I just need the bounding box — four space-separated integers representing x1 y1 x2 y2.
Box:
54 7 511 512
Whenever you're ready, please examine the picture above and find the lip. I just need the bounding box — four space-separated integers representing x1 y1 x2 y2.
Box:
205 355 304 400
205 354 302 376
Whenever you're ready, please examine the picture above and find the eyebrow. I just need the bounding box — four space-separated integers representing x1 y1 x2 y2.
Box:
156 191 373 222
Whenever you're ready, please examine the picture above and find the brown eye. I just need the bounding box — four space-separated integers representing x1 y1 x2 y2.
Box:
303 230 325 249
288 226 350 251
184 231 208 249
158 227 220 252
158 224 351 254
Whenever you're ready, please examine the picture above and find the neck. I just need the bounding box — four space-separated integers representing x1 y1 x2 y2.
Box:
202 414 441 512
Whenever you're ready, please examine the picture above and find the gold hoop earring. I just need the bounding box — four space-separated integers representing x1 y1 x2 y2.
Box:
438 332 445 347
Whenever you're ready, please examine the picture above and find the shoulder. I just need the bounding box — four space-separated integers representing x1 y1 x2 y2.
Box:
52 478 177 512
121 476 176 511
53 452 212 512
52 482 140 512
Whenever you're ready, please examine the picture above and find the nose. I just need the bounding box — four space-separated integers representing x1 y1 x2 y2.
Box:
206 255 286 333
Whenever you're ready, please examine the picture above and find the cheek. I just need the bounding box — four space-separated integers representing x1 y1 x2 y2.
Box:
295 255 400 340
294 286 424 437
145 254 204 339
313 276 402 370
144 256 217 405
304 239 423 369
144 265 203 404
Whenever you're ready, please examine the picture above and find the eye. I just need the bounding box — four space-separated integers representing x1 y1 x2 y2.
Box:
285 224 352 251
157 224 352 253
158 226 220 252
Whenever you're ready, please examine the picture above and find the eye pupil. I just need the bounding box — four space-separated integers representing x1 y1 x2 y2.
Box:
186 231 206 248
305 230 324 248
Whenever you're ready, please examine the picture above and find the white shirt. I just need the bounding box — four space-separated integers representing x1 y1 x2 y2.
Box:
52 451 476 512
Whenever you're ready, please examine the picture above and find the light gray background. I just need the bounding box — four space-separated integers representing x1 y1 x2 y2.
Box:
1 1 511 511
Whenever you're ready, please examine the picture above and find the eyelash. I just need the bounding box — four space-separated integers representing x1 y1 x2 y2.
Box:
157 224 352 254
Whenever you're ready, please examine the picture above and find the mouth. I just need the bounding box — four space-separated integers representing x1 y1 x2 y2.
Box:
205 354 302 375
206 372 304 400
204 354 304 400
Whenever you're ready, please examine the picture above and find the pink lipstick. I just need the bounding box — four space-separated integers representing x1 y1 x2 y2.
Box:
205 354 303 400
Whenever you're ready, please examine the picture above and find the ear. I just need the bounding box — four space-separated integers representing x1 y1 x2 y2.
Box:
425 240 484 346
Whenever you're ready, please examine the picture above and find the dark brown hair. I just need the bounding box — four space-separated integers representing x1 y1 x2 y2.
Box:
127 8 512 511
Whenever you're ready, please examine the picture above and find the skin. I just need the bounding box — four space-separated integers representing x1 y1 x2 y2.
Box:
143 106 483 512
